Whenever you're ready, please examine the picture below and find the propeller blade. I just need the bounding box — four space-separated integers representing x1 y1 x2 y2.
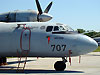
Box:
44 2 53 13
35 0 42 14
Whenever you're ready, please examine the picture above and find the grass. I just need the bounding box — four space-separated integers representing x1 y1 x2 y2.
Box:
93 46 100 52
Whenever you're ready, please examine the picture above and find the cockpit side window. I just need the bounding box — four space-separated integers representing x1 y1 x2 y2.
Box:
59 26 66 31
46 26 53 32
54 26 59 31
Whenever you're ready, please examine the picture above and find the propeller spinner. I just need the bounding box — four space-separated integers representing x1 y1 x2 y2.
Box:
35 0 53 22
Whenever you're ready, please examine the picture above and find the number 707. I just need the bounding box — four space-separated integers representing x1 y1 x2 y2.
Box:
51 45 66 51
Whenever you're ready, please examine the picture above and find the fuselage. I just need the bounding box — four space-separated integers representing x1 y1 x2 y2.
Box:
0 22 98 57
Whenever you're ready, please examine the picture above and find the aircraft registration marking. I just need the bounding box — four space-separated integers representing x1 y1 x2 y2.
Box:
51 45 66 51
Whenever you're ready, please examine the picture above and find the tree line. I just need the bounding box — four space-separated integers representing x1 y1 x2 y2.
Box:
77 29 100 38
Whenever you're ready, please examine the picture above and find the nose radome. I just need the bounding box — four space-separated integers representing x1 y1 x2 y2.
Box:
87 37 98 51
76 34 98 54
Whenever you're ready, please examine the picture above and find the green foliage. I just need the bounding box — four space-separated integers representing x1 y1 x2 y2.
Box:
77 29 85 33
93 32 100 37
93 46 100 52
84 31 98 37
77 29 100 38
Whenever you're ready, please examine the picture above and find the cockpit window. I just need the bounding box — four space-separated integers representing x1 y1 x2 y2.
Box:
54 26 59 31
46 25 75 34
59 26 66 31
46 26 53 32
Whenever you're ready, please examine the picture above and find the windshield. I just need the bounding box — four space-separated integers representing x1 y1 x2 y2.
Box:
46 25 75 33
64 25 74 31
59 26 66 31
54 26 59 31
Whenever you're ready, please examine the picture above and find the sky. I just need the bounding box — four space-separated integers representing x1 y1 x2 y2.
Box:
0 0 100 31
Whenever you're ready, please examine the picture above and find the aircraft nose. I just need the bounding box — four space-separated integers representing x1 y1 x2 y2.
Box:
75 34 98 55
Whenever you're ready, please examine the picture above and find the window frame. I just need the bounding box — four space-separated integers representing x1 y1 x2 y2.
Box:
46 26 53 32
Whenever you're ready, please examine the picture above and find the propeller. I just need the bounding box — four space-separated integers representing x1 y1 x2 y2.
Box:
35 0 42 15
35 0 53 22
44 2 53 13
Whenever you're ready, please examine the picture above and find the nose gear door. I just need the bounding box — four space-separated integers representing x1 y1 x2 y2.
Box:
20 28 31 51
